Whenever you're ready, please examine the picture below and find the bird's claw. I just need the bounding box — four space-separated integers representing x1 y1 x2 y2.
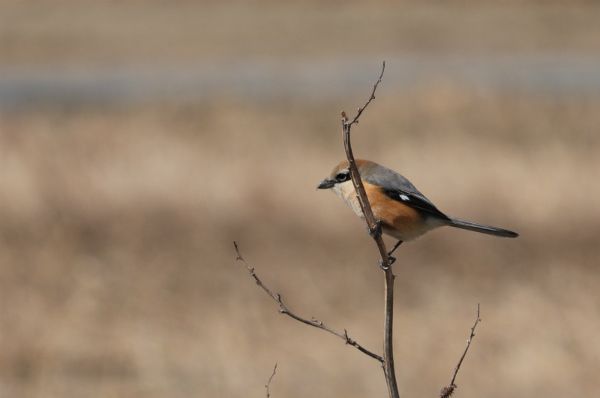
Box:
379 257 395 270
369 220 383 238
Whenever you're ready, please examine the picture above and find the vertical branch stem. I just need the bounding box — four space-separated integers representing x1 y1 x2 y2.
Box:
341 60 400 398
382 267 399 398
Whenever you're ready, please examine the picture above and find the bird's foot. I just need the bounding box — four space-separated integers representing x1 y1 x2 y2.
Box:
379 256 395 270
368 220 383 238
387 240 403 257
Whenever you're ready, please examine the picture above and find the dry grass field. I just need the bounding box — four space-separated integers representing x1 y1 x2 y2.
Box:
1 2 599 398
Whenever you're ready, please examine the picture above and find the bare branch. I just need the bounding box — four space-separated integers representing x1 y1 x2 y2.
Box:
347 60 386 127
340 61 400 398
440 304 482 398
341 61 392 268
265 363 277 398
236 61 483 398
233 241 383 363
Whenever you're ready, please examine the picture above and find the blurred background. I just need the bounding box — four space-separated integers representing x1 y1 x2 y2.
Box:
1 1 599 397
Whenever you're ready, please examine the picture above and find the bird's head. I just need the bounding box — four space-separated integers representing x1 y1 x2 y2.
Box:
317 159 376 190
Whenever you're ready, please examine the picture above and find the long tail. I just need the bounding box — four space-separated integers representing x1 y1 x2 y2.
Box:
446 217 518 238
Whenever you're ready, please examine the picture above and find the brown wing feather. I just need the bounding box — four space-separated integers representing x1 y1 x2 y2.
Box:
363 182 424 238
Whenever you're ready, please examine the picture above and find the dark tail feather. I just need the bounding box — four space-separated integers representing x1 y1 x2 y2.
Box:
447 217 519 238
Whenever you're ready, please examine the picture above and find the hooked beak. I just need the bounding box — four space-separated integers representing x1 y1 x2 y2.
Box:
317 179 335 190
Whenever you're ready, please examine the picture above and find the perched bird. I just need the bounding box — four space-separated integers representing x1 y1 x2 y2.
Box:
318 159 518 242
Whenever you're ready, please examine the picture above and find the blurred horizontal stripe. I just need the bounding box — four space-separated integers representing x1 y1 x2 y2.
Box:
2 53 600 108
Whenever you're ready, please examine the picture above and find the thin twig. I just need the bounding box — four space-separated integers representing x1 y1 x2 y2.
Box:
347 61 386 127
233 241 383 363
440 304 482 398
341 61 400 398
265 363 278 398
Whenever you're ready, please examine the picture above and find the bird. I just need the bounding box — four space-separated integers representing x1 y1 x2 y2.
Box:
318 159 518 243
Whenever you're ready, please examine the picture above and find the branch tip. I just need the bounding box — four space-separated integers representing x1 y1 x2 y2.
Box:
265 363 278 398
440 304 482 397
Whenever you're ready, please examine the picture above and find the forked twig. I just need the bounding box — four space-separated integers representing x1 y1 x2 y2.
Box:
440 304 482 398
233 241 383 363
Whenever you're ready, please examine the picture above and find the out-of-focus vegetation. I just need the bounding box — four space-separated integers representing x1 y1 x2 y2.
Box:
1 2 599 398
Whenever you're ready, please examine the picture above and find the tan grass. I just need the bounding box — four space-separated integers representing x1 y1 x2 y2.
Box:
0 89 599 397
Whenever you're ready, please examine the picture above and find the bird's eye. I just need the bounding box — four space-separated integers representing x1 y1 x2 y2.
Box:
335 172 349 182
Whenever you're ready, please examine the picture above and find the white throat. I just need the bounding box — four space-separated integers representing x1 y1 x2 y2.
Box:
332 181 364 218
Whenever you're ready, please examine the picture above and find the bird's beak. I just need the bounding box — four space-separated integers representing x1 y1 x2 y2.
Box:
317 179 335 190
